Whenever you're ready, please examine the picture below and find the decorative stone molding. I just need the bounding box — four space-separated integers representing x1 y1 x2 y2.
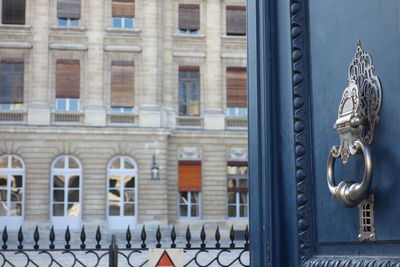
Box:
221 52 246 59
104 45 142 53
172 51 206 58
227 147 247 161
0 42 33 49
178 147 202 160
49 43 88 51
303 257 400 267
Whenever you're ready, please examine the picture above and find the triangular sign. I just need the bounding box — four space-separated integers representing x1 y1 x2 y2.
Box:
156 250 175 267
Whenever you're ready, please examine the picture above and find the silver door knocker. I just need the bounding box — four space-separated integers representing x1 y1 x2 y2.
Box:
327 41 382 208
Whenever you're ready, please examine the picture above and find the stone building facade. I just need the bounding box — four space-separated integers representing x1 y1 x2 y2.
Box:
0 0 247 233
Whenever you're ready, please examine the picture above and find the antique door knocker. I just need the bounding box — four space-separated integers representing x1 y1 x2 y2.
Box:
327 41 382 208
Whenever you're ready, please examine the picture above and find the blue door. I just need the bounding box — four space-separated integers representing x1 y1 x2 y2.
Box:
248 0 400 266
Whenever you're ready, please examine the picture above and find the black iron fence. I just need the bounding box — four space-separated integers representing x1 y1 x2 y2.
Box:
0 225 249 267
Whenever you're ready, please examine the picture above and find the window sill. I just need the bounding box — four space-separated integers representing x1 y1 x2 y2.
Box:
173 33 206 40
0 24 32 31
50 26 87 33
221 35 247 41
105 27 142 35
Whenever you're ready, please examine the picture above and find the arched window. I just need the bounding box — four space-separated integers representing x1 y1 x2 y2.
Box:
50 156 82 230
0 155 25 230
107 156 137 229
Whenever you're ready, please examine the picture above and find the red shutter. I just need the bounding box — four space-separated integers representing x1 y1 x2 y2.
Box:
112 0 135 18
111 61 134 107
178 161 201 192
227 67 247 107
56 59 80 99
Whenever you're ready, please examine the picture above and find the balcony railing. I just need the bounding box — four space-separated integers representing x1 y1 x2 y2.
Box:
108 112 137 125
226 117 247 129
0 111 25 123
52 112 83 124
176 116 203 128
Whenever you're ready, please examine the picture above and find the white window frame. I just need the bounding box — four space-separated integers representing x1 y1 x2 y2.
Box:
57 18 80 27
227 165 249 219
111 107 134 114
112 17 135 29
178 191 201 219
56 98 80 112
107 156 138 230
0 155 25 230
226 107 248 117
50 156 82 230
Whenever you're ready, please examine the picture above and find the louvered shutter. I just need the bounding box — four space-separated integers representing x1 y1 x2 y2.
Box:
57 0 81 19
0 58 24 104
56 59 80 99
179 4 200 30
2 0 25 25
112 0 135 18
111 61 134 107
226 6 246 35
179 161 202 192
227 67 247 107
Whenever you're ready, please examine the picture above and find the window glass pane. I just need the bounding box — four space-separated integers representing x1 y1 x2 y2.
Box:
53 175 65 188
190 71 199 79
11 175 22 188
112 18 122 28
68 99 79 111
0 157 8 168
239 166 248 175
109 175 119 188
0 104 11 110
227 179 236 189
0 190 7 201
124 190 135 202
179 205 188 217
11 156 23 169
110 158 120 169
69 157 79 168
54 157 65 168
240 205 248 217
124 176 135 188
190 192 199 203
0 203 7 216
190 205 199 217
67 203 80 216
179 192 188 204
108 190 120 202
239 179 248 189
57 18 67 26
68 190 79 202
10 189 22 201
124 18 133 28
53 204 64 216
227 166 238 175
0 176 7 187
53 190 64 202
124 158 134 169
70 19 80 27
228 192 236 204
228 205 236 217
240 192 248 204
69 175 80 188
56 98 67 111
109 202 120 216
10 203 21 216
124 204 135 216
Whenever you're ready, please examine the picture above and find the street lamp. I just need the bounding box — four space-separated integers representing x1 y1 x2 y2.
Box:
151 154 160 180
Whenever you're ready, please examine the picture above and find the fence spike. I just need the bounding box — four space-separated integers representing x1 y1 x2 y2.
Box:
185 225 191 248
126 225 132 248
244 225 249 249
230 225 235 248
171 225 176 248
200 225 206 249
80 226 86 249
95 226 101 249
65 226 71 249
156 225 162 248
141 225 147 249
17 226 23 250
215 226 221 248
49 225 55 249
2 226 8 250
33 225 40 249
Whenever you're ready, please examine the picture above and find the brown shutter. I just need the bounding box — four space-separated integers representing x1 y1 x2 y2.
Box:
57 0 81 19
0 58 24 104
112 0 135 18
2 0 25 25
179 66 199 72
227 67 247 107
227 161 248 166
56 59 80 99
111 61 134 107
178 161 201 192
179 4 200 30
226 6 246 35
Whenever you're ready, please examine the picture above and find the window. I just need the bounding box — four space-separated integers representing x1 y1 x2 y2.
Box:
0 58 24 108
2 0 25 25
51 156 82 229
227 162 248 218
107 156 137 229
178 4 200 34
112 0 135 29
57 0 80 27
56 59 80 112
179 66 200 116
226 6 246 36
226 67 247 117
0 155 24 230
111 61 134 112
178 161 201 218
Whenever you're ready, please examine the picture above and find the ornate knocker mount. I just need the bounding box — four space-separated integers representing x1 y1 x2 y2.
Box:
327 41 382 208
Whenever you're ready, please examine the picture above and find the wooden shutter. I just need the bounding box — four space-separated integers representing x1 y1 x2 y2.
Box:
179 161 201 192
112 0 135 18
179 66 199 72
2 0 25 24
111 61 134 107
56 59 80 99
179 4 200 30
0 58 24 104
57 0 81 19
226 6 246 35
227 67 247 107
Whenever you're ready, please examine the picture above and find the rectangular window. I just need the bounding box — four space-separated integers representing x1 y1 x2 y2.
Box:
0 58 24 105
2 0 25 25
226 6 246 36
226 67 247 117
112 0 135 29
179 66 200 116
111 61 134 110
57 0 81 26
56 59 80 112
178 4 200 34
227 161 248 218
178 161 201 218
